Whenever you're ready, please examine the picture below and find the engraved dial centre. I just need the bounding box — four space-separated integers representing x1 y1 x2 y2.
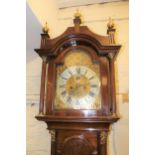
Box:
66 75 90 98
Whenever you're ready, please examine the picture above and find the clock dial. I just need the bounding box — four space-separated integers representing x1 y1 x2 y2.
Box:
54 49 101 110
56 66 100 109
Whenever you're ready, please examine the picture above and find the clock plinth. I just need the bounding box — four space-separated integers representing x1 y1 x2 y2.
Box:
35 16 121 155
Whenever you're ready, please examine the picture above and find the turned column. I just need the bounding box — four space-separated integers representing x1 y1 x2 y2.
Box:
39 30 50 114
108 53 117 115
39 56 48 114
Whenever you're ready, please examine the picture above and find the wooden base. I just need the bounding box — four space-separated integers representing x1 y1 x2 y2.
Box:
46 121 111 155
36 114 119 155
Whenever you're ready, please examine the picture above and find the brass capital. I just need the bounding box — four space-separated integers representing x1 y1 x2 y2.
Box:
42 56 47 62
108 52 115 59
100 131 108 144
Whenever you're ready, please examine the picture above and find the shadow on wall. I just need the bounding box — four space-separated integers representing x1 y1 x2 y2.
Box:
26 2 42 63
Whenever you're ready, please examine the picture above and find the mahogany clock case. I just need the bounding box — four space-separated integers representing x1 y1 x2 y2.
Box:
34 16 121 155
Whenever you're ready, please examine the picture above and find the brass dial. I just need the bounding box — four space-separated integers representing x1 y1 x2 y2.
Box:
54 49 101 110
56 66 100 109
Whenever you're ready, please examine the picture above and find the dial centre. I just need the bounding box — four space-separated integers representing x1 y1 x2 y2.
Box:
66 75 90 98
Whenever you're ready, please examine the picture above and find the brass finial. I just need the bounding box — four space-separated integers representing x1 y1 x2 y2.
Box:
74 8 81 18
42 22 49 34
73 8 82 30
107 17 114 29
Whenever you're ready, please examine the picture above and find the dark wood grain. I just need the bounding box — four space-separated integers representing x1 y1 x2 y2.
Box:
109 57 117 114
61 134 93 155
39 60 47 114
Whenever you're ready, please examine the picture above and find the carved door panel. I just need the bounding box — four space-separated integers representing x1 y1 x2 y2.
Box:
62 135 92 155
56 130 98 155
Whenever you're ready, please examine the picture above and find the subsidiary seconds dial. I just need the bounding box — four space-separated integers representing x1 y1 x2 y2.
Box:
57 66 100 109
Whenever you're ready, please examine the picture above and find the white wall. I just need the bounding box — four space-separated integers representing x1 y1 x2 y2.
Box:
27 1 129 155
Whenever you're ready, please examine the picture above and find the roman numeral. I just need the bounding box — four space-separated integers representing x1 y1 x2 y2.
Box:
61 91 66 96
76 67 81 74
59 84 65 88
67 96 72 104
89 76 94 80
84 70 88 76
61 76 68 80
91 84 97 88
89 91 95 97
68 70 73 75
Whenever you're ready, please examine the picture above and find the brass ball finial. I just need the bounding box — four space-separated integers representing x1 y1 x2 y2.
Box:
74 8 81 18
42 22 50 34
107 17 114 29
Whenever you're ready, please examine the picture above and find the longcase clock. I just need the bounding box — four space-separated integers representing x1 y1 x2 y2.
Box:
35 13 121 155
